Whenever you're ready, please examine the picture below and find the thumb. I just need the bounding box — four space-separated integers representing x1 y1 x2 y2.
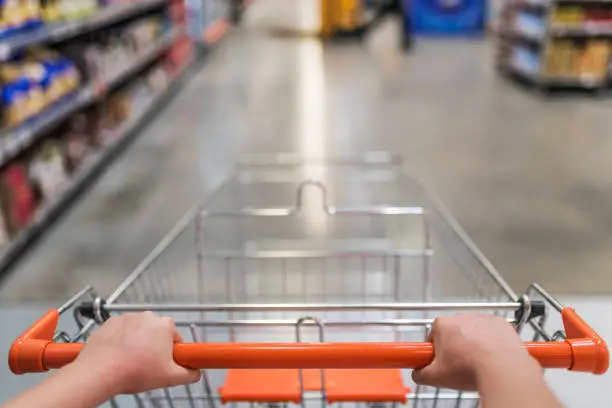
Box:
168 364 202 386
412 362 441 387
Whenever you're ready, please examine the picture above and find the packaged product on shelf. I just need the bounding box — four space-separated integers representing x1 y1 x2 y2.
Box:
0 63 45 127
580 40 610 79
63 113 92 169
543 40 572 77
130 19 162 50
1 76 30 127
552 7 584 26
26 49 81 104
24 0 42 27
29 140 69 200
583 8 612 23
0 163 36 234
60 0 99 21
61 17 164 84
40 0 62 22
514 12 546 38
167 36 193 73
511 46 540 76
62 41 104 83
89 102 120 146
147 65 169 93
0 0 29 39
108 91 132 123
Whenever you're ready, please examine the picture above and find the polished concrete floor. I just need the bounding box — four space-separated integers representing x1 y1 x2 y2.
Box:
1 3 612 304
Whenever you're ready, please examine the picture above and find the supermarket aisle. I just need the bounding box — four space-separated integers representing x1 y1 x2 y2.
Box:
1 0 612 302
2 1 612 406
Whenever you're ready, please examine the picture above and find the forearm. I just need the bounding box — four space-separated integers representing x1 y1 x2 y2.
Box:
3 362 117 408
477 357 563 408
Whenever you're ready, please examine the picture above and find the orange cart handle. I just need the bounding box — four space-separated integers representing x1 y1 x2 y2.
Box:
9 307 609 375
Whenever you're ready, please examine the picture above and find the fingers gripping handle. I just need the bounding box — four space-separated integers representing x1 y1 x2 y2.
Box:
9 308 609 375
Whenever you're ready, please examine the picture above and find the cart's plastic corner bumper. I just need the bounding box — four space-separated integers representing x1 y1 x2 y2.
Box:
562 307 609 375
9 309 58 374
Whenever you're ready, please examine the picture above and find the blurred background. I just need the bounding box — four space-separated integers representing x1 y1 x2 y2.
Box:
0 0 611 405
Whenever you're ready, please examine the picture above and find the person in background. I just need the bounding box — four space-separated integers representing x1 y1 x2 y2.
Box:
3 312 562 408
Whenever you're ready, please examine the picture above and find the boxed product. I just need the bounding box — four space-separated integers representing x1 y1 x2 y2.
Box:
0 163 36 234
29 140 69 200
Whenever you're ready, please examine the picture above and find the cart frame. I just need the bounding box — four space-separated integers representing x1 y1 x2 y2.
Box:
9 153 609 408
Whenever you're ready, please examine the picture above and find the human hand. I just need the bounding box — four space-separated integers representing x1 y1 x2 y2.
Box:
73 312 201 395
412 313 536 391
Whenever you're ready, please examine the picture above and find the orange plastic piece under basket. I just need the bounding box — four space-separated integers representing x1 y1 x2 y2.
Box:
219 369 410 403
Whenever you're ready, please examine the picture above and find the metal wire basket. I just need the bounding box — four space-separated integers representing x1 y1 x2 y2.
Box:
10 153 608 408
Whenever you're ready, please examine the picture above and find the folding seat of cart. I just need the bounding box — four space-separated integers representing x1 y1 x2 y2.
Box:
219 369 411 403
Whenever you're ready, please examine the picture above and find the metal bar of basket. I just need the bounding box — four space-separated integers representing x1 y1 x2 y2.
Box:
237 151 401 167
145 392 480 402
103 301 521 312
399 173 519 301
173 318 516 327
196 249 434 258
204 205 425 217
57 285 94 314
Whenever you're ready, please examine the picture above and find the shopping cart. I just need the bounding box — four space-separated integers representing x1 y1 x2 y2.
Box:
9 153 609 408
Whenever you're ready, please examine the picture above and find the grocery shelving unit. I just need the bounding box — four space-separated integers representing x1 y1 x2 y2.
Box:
497 0 612 91
0 28 180 168
0 0 168 61
0 58 194 274
0 0 242 275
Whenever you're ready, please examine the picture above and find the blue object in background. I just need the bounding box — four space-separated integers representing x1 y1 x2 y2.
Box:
402 0 485 36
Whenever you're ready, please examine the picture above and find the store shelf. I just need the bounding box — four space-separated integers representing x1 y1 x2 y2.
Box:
499 29 545 44
514 0 550 7
543 75 605 87
500 62 606 88
0 56 193 276
500 62 541 83
550 22 612 36
0 0 168 61
0 28 181 169
499 0 612 91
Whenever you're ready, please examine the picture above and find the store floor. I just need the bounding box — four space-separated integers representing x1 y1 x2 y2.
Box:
2 1 612 405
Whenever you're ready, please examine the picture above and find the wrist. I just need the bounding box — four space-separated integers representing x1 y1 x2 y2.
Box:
476 353 543 391
475 351 542 388
63 360 123 399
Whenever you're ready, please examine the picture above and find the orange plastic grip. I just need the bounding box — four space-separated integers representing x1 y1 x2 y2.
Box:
9 307 609 375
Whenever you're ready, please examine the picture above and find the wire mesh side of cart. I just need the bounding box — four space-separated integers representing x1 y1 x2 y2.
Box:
65 156 564 408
